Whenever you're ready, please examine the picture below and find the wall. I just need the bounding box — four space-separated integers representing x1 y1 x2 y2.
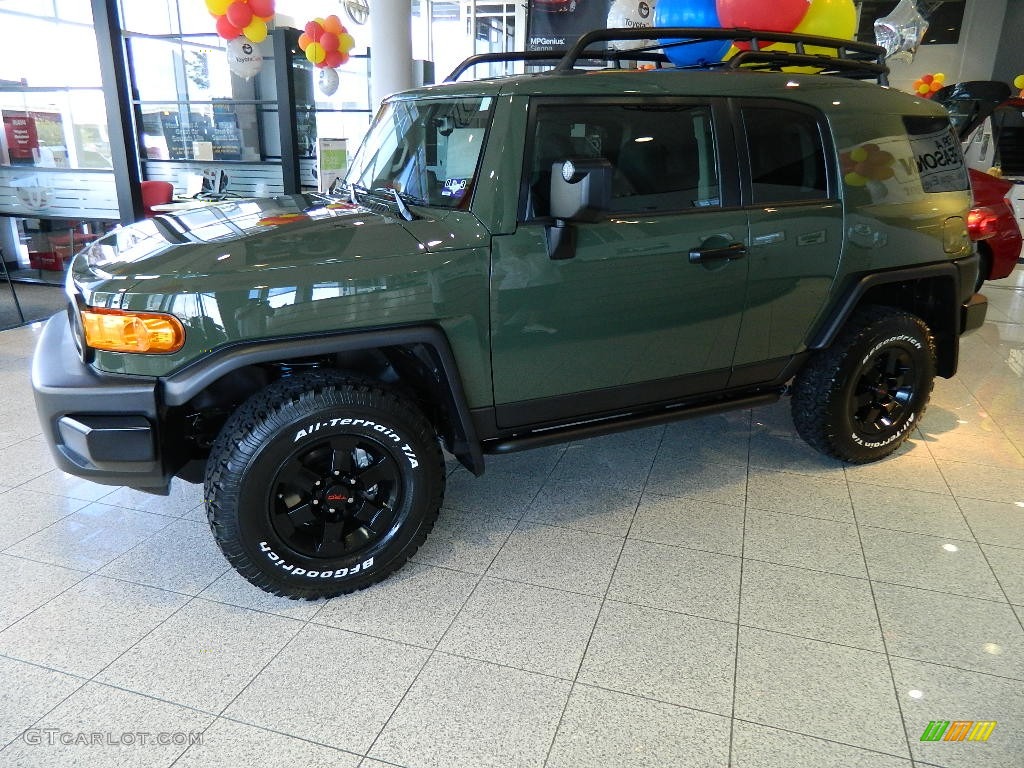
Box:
991 0 1024 84
885 0 1007 92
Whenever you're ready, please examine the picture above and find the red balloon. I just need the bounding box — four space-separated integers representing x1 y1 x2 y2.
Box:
248 0 274 17
921 73 933 84
717 0 809 33
315 59 330 69
319 31 339 52
304 21 323 41
216 15 242 40
324 49 344 68
225 1 253 29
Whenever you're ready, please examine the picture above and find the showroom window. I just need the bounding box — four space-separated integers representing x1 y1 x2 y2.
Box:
0 2 117 304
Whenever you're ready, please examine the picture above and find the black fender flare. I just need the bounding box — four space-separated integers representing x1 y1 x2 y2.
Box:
808 256 977 378
161 325 485 475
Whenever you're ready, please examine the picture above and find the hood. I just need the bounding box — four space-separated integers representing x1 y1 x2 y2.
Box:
76 195 420 279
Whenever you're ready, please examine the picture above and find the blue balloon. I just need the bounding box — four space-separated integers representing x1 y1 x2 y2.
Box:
654 0 731 67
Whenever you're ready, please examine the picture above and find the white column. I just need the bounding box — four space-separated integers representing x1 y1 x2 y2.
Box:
369 0 414 111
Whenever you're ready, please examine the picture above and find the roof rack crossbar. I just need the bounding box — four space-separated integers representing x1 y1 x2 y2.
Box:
728 50 890 81
445 49 667 82
555 27 889 85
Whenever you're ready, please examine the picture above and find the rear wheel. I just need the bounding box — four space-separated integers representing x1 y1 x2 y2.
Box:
204 373 444 599
792 306 935 463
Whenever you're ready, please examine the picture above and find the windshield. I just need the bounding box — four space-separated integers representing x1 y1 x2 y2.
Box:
344 95 493 208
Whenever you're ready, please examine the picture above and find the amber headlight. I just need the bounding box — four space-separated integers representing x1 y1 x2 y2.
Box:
80 308 185 354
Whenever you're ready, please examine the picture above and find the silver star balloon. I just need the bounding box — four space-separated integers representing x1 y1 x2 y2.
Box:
874 0 929 64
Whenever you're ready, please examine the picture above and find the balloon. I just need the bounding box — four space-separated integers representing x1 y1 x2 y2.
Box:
305 41 326 64
717 0 811 33
1015 74 1024 90
933 72 945 82
216 15 242 40
225 1 253 29
205 0 231 15
930 80 942 92
921 73 933 84
763 0 856 65
338 33 355 52
322 14 344 35
226 36 264 78
654 0 729 67
874 0 928 64
248 0 275 17
298 32 311 49
243 18 267 43
606 0 658 51
319 31 339 52
337 51 350 66
319 67 340 96
316 59 330 69
305 21 323 41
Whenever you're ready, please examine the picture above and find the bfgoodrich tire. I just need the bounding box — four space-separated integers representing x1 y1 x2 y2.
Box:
792 306 936 463
204 373 444 599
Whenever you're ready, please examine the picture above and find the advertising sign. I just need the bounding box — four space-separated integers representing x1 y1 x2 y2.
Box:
2 112 39 165
527 0 615 52
317 138 348 193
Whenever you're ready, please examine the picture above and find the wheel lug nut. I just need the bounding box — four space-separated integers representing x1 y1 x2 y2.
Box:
348 478 356 485
314 481 321 486
333 470 340 476
312 499 319 505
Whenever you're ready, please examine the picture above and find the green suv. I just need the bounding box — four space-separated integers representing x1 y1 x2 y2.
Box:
32 29 987 598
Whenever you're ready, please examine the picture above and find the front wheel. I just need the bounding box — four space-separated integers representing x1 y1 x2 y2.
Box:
792 306 936 463
204 374 444 599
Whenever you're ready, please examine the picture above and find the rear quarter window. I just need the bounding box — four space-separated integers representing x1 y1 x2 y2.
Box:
902 116 969 193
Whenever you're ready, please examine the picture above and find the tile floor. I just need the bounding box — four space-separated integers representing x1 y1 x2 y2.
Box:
0 269 1022 768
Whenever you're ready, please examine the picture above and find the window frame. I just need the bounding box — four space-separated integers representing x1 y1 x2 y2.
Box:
517 95 740 224
733 98 838 208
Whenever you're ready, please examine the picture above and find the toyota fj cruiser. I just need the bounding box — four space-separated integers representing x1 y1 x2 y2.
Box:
32 28 988 598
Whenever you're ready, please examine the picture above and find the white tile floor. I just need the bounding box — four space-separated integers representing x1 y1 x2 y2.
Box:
0 269 1022 768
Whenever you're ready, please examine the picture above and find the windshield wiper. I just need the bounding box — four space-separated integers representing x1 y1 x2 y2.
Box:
367 187 425 221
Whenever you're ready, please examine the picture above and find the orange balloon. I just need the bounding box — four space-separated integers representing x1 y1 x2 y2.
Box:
298 32 310 50
930 80 942 92
322 14 343 35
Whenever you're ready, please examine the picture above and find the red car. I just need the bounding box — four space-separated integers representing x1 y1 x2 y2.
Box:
967 169 1022 290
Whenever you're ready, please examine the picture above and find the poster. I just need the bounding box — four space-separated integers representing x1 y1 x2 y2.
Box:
317 137 348 193
2 111 39 165
526 0 615 52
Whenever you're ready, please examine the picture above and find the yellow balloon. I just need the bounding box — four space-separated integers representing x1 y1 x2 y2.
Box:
338 33 355 53
243 19 267 44
850 147 868 162
933 72 945 82
206 0 231 15
764 0 856 72
845 171 867 187
305 42 325 64
1013 74 1024 90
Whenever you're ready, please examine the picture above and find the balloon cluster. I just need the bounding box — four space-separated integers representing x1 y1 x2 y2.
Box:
912 72 946 98
840 143 895 187
651 0 857 68
298 15 356 96
1014 74 1024 98
206 0 274 44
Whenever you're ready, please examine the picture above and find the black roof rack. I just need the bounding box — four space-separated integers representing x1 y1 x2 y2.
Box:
446 27 889 86
444 49 669 83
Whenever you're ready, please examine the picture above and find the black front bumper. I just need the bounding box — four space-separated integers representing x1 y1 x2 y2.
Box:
31 312 169 490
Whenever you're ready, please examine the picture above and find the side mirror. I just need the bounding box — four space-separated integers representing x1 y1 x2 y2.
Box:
546 158 612 260
550 158 612 220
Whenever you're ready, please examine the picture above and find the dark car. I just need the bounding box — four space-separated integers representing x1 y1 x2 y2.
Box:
33 29 986 599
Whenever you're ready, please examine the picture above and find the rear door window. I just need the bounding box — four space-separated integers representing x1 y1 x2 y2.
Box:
741 106 830 204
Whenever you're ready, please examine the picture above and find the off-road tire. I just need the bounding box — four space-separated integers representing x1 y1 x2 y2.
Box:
204 372 444 599
792 306 936 463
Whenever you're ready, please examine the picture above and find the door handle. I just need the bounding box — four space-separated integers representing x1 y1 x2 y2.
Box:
688 241 748 264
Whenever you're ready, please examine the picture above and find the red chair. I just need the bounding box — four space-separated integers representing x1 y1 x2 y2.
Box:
140 180 174 217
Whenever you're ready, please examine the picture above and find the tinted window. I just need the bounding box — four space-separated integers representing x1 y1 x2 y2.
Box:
902 116 969 193
742 107 828 204
525 101 720 218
